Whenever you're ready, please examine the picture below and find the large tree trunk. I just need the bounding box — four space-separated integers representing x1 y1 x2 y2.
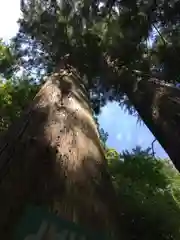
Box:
125 80 180 170
0 65 120 239
103 56 180 171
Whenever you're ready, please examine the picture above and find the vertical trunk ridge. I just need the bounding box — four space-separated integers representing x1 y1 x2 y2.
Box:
0 66 120 239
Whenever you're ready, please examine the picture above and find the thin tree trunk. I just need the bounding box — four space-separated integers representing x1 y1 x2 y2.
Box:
0 66 120 239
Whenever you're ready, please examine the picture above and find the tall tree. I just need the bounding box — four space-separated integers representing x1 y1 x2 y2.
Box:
0 63 121 238
13 0 180 171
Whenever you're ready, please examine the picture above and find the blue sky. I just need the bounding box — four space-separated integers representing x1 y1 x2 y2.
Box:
0 0 169 159
99 102 168 158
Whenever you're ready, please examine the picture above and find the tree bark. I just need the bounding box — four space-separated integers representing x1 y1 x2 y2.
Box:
123 80 180 171
104 57 180 171
0 66 120 239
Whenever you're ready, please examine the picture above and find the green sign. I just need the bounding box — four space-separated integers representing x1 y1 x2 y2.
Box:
13 206 108 240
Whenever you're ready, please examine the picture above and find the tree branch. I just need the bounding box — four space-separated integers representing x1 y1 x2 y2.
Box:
152 23 167 46
151 139 157 157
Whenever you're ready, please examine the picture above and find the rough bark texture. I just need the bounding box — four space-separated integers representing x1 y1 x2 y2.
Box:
102 55 180 171
0 66 120 239
123 80 180 171
104 57 180 171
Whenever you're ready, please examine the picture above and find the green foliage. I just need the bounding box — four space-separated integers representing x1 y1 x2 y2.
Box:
14 0 180 119
93 115 108 149
106 146 180 240
0 70 179 239
0 39 18 78
1 1 180 238
0 40 39 133
0 76 38 133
